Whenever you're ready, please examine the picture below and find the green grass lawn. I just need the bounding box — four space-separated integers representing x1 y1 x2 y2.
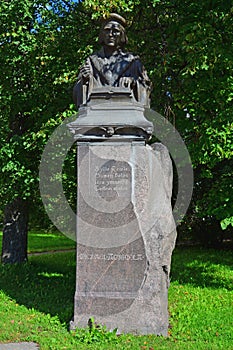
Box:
0 236 232 349
0 230 76 253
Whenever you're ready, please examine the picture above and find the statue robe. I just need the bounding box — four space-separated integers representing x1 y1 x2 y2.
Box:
73 48 151 108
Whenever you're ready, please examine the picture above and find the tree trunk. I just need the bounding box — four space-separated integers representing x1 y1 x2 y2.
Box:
1 198 28 264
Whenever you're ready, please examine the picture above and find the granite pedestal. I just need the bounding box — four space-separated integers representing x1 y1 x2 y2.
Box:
69 138 176 335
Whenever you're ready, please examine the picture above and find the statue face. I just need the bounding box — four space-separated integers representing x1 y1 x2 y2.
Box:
102 21 122 48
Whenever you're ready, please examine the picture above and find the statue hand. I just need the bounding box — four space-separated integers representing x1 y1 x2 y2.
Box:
119 77 135 89
80 64 91 80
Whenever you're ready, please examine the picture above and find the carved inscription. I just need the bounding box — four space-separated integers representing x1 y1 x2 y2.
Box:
95 160 131 200
79 253 145 261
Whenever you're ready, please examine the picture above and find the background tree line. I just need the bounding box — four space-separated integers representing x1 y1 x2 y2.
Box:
0 0 232 262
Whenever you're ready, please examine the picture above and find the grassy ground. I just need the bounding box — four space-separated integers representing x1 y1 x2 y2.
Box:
0 233 232 349
0 231 76 253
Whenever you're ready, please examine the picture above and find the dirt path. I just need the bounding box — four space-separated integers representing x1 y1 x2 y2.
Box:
28 248 75 256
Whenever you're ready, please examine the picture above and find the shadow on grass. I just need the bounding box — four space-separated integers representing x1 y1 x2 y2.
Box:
0 247 232 328
0 252 76 325
170 246 233 290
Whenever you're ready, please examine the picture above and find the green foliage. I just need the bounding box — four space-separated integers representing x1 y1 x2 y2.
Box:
0 0 232 235
74 317 119 344
163 1 233 230
83 0 140 17
0 0 90 217
221 217 233 230
71 0 233 232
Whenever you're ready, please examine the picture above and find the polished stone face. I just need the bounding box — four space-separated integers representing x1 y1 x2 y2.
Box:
102 21 122 48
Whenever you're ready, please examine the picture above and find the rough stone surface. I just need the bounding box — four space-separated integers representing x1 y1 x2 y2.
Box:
0 343 39 350
70 141 176 335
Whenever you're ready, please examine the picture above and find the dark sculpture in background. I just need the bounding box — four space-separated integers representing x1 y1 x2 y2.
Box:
73 13 152 109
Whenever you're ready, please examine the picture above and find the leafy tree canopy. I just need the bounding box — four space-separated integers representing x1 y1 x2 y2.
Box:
0 0 232 235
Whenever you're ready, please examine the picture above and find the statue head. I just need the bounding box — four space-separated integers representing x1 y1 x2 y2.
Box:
98 13 128 49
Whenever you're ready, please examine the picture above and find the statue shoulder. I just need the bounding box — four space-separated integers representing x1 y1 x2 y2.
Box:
88 50 105 66
90 48 105 59
90 51 99 59
121 51 142 65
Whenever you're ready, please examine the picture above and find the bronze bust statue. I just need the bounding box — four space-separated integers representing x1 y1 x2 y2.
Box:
69 13 154 140
73 13 152 108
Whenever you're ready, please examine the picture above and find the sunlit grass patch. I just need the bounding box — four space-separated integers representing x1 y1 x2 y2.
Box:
0 230 76 254
0 247 232 349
